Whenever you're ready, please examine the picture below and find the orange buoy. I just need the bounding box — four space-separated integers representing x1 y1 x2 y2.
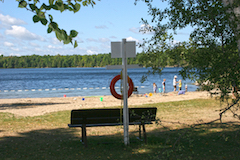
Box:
110 74 134 99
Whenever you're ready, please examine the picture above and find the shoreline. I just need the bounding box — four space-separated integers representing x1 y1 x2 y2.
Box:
0 91 210 117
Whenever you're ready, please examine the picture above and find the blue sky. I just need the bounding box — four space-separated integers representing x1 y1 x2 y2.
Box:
0 0 192 56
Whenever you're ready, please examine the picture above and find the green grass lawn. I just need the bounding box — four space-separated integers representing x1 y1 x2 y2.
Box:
0 99 239 160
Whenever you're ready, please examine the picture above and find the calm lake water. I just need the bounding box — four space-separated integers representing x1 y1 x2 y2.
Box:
0 67 198 99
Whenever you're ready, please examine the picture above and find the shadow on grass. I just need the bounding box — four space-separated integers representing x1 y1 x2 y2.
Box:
0 102 70 110
0 122 240 160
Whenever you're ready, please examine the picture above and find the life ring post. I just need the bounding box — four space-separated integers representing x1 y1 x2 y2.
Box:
110 38 136 146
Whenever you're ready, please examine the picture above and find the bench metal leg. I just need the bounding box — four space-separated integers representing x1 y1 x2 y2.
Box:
142 124 147 143
139 124 147 143
82 124 87 147
139 125 141 140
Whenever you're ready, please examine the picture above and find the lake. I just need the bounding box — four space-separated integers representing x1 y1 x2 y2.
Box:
0 67 198 99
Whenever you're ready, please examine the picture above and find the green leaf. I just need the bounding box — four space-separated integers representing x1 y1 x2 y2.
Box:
56 1 64 12
32 15 40 23
29 4 37 10
34 8 40 15
18 0 27 8
82 1 87 6
48 14 53 22
74 3 81 13
41 3 51 10
63 37 71 44
61 30 68 40
64 4 69 10
40 18 48 25
37 11 45 19
68 7 73 12
55 31 64 41
47 27 53 33
50 22 58 30
49 0 54 5
52 4 58 10
70 30 78 38
74 40 78 48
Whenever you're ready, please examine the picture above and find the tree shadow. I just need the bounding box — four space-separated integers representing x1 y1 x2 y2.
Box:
0 122 239 160
0 102 70 110
145 121 240 159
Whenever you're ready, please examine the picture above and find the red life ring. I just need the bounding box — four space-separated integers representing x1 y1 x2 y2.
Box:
110 74 134 99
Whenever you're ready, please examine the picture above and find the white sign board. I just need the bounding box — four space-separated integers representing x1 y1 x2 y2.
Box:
111 41 136 58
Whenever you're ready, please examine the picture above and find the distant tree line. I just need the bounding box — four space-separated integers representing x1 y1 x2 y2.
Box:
0 53 179 69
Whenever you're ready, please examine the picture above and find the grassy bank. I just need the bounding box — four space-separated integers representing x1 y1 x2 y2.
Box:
0 99 239 160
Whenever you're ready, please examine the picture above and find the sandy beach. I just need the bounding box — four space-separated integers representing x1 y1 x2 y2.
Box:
0 91 211 117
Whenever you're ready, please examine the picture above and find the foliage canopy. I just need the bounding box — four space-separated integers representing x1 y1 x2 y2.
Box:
8 0 98 48
135 0 240 120
137 0 240 93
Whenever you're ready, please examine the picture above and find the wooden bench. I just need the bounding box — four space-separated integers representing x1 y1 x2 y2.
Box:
68 107 157 147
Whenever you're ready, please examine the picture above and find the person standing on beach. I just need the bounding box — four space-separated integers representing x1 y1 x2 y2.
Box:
178 79 182 91
162 79 166 93
153 83 157 93
185 83 188 92
173 75 178 91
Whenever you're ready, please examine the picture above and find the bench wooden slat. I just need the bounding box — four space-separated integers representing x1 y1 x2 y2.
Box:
68 121 153 128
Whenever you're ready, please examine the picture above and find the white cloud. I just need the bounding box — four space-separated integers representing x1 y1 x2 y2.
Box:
139 24 154 34
4 42 14 47
177 32 190 36
86 38 98 42
47 45 63 49
0 14 26 25
34 48 43 52
126 36 139 43
87 45 99 50
99 43 110 52
22 46 29 50
29 42 40 47
99 38 110 43
48 45 55 49
95 25 108 29
51 38 62 45
85 45 100 55
5 25 45 41
10 47 20 51
110 36 117 39
87 50 98 55
86 38 110 43
129 25 154 35
129 27 140 34
9 53 21 57
76 38 84 43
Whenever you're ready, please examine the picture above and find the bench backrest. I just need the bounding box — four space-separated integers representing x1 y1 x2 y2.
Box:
70 107 157 125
